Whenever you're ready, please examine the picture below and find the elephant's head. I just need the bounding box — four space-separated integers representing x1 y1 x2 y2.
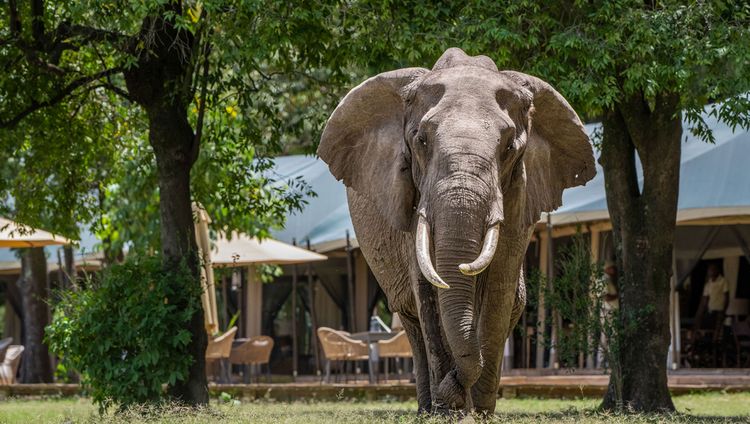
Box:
318 48 594 397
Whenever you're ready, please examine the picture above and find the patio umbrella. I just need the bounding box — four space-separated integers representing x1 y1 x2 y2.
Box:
211 232 327 267
212 231 327 370
192 203 219 335
0 217 73 247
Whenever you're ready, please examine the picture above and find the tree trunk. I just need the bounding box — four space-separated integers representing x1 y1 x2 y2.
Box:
149 104 208 405
122 5 208 405
599 93 680 413
20 247 53 383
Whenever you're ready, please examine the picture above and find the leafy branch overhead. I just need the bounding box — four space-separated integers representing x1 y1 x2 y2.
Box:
0 1 352 246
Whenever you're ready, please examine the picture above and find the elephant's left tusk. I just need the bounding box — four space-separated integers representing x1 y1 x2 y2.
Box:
416 209 450 289
459 223 500 276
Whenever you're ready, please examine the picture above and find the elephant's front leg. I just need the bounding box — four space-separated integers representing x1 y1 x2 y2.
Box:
472 260 526 414
398 310 432 413
412 273 453 411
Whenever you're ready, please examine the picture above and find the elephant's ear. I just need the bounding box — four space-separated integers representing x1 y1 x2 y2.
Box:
500 71 596 228
318 68 429 231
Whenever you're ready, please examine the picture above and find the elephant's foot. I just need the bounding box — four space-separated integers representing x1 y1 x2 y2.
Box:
434 369 473 412
472 390 497 415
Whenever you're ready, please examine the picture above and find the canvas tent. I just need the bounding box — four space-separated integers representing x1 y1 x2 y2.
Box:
268 104 750 369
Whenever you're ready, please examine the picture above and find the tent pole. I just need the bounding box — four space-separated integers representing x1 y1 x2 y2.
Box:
221 274 229 329
547 214 558 369
307 239 321 376
346 231 356 332
587 228 601 369
237 269 246 338
670 251 680 369
535 230 548 369
292 239 299 382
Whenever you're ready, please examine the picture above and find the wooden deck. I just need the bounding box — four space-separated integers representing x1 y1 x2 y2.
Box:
1 369 748 400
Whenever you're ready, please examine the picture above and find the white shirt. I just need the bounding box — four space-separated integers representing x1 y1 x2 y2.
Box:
703 275 729 312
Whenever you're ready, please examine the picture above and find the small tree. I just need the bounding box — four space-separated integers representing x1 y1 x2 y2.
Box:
46 256 200 412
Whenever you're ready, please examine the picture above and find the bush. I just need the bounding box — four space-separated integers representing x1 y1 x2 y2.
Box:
46 256 201 412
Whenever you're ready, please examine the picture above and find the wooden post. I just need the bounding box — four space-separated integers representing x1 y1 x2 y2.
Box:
292 239 298 381
546 215 559 369
244 266 263 338
306 239 321 375
535 231 548 369
346 231 356 332
587 229 601 369
669 252 679 369
355 252 369 332
221 274 229 329
237 268 246 338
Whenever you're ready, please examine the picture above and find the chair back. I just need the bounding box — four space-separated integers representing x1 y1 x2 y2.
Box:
0 337 12 362
206 326 238 360
0 345 24 384
378 331 412 358
230 336 274 365
317 327 368 360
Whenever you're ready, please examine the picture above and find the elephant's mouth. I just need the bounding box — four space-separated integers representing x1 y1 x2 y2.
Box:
415 208 500 288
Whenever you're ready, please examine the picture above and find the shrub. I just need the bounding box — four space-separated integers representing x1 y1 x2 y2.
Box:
46 256 201 412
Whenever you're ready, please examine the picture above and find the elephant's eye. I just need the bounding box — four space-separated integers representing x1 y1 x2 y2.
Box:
418 134 427 146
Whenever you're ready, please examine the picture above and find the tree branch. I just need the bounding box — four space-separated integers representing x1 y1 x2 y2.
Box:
100 83 133 102
9 0 22 36
0 67 123 129
31 0 46 47
56 22 131 48
191 41 211 165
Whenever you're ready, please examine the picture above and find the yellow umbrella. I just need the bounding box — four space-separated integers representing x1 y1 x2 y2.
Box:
192 203 219 335
0 217 74 247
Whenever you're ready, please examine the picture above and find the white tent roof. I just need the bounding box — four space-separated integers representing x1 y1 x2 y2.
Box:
0 217 74 248
271 106 750 249
211 232 327 267
550 110 750 226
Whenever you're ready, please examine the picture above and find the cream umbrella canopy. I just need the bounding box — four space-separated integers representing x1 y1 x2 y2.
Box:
0 217 74 247
192 203 219 336
211 231 327 379
211 232 327 267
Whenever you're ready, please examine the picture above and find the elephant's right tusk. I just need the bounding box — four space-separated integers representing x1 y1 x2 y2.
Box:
458 223 500 276
416 210 450 289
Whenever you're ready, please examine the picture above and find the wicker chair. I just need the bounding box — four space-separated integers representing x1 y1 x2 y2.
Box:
230 336 274 383
317 327 368 383
0 345 24 384
206 326 238 383
378 331 412 381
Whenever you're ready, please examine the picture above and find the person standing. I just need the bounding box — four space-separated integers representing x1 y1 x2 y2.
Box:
695 263 729 340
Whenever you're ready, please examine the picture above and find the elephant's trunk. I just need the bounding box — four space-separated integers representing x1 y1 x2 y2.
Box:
429 178 498 408
433 209 483 408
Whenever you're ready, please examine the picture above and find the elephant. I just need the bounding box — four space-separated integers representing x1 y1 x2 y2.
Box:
317 48 595 414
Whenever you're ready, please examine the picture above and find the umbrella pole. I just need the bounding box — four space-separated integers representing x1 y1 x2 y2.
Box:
292 239 298 382
239 269 247 338
307 239 321 375
346 231 356 332
221 274 229 329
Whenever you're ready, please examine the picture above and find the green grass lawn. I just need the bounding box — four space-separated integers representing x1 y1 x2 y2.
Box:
0 392 748 423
